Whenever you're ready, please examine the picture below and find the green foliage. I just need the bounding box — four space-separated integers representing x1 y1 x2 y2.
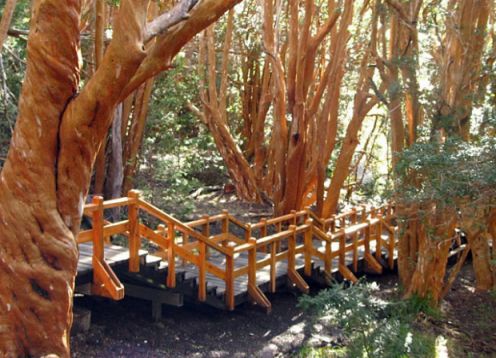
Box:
298 280 437 358
0 0 30 164
394 137 496 209
295 345 347 358
137 56 226 217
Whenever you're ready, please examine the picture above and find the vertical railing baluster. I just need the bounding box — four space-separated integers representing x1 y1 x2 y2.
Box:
198 241 206 302
261 218 268 252
222 210 229 234
202 215 210 259
166 222 176 288
225 248 235 310
376 213 383 261
128 190 140 272
304 219 313 277
270 241 277 293
92 196 104 271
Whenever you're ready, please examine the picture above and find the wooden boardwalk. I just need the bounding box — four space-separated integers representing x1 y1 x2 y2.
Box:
76 191 399 313
76 244 148 286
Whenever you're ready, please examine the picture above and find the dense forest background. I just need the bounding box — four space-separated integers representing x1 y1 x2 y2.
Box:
0 0 494 215
0 0 495 356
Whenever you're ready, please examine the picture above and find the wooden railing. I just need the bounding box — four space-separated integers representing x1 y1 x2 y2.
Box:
77 191 397 311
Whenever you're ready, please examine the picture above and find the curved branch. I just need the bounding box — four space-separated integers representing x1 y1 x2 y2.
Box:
120 0 243 101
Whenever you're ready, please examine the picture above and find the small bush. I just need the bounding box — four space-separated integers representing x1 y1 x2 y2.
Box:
298 280 437 358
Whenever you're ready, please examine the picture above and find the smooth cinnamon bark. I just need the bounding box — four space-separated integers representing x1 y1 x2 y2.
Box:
194 14 261 202
93 0 108 195
0 1 81 355
0 0 242 355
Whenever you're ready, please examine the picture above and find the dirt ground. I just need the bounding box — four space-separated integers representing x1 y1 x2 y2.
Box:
432 265 496 357
71 264 496 358
71 288 328 357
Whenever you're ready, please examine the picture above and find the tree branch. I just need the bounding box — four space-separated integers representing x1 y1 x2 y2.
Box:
120 0 242 101
144 0 199 42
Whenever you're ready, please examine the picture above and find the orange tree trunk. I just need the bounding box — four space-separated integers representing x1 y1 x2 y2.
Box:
402 205 457 304
0 1 242 355
0 1 81 355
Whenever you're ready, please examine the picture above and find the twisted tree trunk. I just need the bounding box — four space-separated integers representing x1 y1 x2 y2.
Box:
0 0 241 355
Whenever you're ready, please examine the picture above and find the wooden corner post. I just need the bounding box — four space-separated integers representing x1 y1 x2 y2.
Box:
247 237 271 312
128 190 141 273
225 247 235 311
92 196 105 267
288 225 309 293
166 222 176 288
304 219 313 277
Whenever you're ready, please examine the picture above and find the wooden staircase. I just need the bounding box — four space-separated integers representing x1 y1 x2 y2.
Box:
76 190 399 315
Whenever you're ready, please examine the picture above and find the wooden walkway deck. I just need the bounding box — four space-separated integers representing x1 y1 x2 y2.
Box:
76 192 400 313
76 244 148 286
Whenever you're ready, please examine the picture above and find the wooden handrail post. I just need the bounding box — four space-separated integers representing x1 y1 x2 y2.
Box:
92 196 105 265
247 237 257 289
247 237 272 312
128 190 141 272
225 248 235 311
288 225 310 293
303 206 310 222
365 220 371 255
167 222 176 288
182 233 189 266
388 226 395 269
222 210 229 234
351 208 357 224
245 223 252 242
376 214 383 260
339 228 346 268
330 215 336 233
275 222 282 252
364 219 383 274
91 196 125 300
198 241 207 302
288 225 297 273
362 205 368 222
202 215 210 259
261 218 268 252
270 241 277 293
202 215 210 237
324 240 331 277
304 219 313 277
352 208 358 272
291 210 297 226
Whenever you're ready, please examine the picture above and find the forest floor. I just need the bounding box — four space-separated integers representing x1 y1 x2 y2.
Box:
71 263 496 357
71 193 496 357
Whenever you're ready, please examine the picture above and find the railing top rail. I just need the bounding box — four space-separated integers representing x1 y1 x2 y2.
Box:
250 210 307 229
312 225 331 243
83 197 136 215
227 214 249 230
185 212 227 227
137 199 232 256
